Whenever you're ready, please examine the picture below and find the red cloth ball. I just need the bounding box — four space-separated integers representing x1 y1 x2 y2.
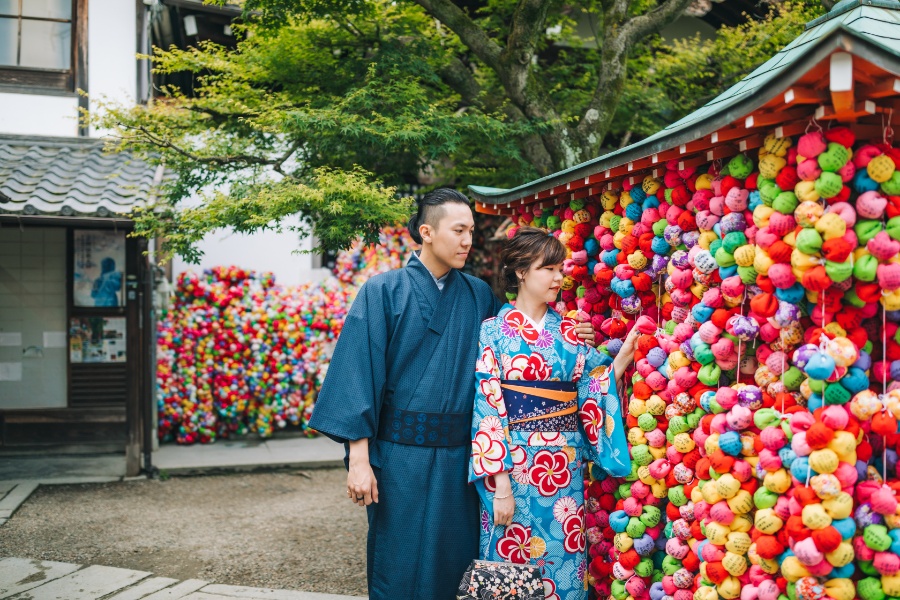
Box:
824 126 855 148
806 422 835 450
750 293 779 318
775 166 800 192
755 535 785 559
811 526 842 553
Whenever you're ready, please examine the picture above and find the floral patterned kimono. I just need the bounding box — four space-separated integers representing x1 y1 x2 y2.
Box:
469 304 630 600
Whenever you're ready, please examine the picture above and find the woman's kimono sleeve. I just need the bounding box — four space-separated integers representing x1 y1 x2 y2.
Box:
576 346 631 477
469 320 514 483
308 282 388 444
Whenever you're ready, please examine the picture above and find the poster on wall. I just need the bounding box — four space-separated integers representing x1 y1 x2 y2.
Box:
69 317 126 363
73 230 126 307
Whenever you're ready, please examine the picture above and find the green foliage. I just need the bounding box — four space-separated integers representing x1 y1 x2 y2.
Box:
91 0 828 261
611 1 828 140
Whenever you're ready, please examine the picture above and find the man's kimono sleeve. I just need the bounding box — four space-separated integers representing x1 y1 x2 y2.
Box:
308 282 389 444
469 321 514 483
576 346 631 477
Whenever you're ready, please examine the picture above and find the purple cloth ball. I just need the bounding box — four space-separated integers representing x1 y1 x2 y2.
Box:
682 230 700 249
671 250 690 270
774 301 801 328
738 386 763 409
792 343 820 370
647 347 667 368
622 295 642 314
607 338 623 356
720 212 747 234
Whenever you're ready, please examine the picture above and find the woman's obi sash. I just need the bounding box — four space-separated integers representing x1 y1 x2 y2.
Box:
501 380 578 432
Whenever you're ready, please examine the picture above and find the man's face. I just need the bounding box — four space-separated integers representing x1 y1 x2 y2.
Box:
422 203 475 271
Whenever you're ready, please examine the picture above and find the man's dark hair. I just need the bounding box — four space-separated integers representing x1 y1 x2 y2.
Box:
407 188 471 244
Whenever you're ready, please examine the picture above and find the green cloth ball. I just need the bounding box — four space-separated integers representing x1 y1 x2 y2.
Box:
844 287 867 308
737 265 758 284
694 343 715 365
824 381 851 405
641 505 661 527
754 487 779 509
546 215 561 230
864 524 892 551
728 154 755 179
609 215 621 232
611 580 628 600
668 415 690 435
773 191 799 214
855 219 884 245
854 254 879 282
626 517 647 538
857 577 885 600
709 239 723 256
715 247 736 268
618 482 633 499
698 363 721 386
882 170 900 195
634 558 654 578
668 485 688 506
887 216 900 242
818 142 851 172
653 219 668 237
637 413 658 432
782 366 804 390
759 180 781 206
808 378 825 393
631 444 653 466
825 259 853 283
662 555 682 575
723 232 748 253
815 171 844 198
796 228 823 254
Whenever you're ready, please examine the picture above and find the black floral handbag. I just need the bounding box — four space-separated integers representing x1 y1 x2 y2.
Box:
456 526 545 600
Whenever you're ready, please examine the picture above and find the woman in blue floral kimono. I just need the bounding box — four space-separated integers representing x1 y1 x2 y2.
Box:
469 227 631 600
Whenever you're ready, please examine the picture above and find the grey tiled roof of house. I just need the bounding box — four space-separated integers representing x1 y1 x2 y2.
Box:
0 135 164 218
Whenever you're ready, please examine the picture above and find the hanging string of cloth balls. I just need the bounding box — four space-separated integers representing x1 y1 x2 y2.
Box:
503 126 900 600
156 226 415 444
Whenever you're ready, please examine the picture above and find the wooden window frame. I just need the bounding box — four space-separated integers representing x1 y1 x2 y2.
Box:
0 0 87 97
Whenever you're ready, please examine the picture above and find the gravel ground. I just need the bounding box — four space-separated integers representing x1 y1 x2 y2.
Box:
0 470 369 596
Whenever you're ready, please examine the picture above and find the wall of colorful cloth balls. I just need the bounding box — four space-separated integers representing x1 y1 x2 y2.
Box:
156 226 416 444
514 126 900 600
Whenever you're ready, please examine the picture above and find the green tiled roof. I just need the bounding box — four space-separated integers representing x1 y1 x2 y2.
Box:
470 0 900 206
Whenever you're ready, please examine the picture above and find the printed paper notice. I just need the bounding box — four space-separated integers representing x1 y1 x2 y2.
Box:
0 332 22 347
0 362 23 381
43 331 66 348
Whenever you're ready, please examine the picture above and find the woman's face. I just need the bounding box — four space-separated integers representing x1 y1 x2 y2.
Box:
519 258 563 304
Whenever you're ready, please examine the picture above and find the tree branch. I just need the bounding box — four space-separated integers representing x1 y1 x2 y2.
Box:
437 56 483 107
621 0 695 47
411 0 503 72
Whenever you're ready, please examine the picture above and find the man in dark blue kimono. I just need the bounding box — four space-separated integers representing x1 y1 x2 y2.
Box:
309 189 593 599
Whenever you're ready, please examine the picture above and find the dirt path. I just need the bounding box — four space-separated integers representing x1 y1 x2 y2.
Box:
0 470 369 596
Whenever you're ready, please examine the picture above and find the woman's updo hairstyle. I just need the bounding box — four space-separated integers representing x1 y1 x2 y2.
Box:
407 188 471 245
501 226 566 295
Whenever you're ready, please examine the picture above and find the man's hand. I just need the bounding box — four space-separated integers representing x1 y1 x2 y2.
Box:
347 439 379 506
575 321 596 348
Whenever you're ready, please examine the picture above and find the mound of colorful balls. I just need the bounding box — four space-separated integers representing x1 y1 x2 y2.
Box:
157 226 417 444
508 127 900 599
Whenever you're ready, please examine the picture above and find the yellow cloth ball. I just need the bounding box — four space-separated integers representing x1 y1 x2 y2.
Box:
646 395 666 415
649 445 667 459
824 542 854 567
698 231 719 250
673 433 696 453
780 556 810 582
764 469 792 494
718 576 742 599
650 480 668 499
642 176 661 195
696 173 714 190
823 492 854 520
753 250 774 276
619 191 633 208
824 580 855 600
758 557 780 575
754 508 784 535
753 205 775 228
600 191 618 210
731 514 753 533
723 552 748 577
701 479 723 504
734 245 756 267
637 465 656 486
614 532 634 552
618 218 634 235
600 211 616 228
794 180 820 203
809 448 839 474
628 399 647 417
868 153 896 183
882 290 900 311
705 522 730 546
802 503 832 529
561 276 576 291
562 219 576 234
727 490 754 515
828 431 858 460
573 209 591 224
815 212 847 240
725 531 752 555
759 154 787 179
883 575 900 598
764 133 792 157
695 586 719 600
628 250 648 270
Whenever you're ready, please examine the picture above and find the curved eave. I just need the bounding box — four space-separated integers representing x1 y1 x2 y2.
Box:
470 24 900 213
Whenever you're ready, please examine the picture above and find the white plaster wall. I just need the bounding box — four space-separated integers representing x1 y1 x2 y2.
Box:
87 0 137 135
0 93 80 137
172 226 330 288
0 0 136 138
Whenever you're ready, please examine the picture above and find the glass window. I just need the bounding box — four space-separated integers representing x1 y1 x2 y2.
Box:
20 19 70 68
21 0 71 19
0 0 72 70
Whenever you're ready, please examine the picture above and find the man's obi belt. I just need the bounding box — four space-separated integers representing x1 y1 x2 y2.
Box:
377 405 470 447
502 380 578 432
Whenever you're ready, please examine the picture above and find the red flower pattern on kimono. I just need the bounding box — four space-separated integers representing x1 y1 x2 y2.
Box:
496 523 531 564
503 310 540 344
562 507 586 553
479 376 506 418
560 317 582 346
578 398 603 446
522 352 552 381
528 449 572 496
476 345 499 375
543 578 561 600
472 431 508 477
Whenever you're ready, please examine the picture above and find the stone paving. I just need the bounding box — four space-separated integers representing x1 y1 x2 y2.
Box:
0 558 365 600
